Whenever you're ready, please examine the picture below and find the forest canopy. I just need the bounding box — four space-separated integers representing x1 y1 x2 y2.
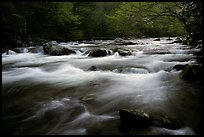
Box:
1 2 202 48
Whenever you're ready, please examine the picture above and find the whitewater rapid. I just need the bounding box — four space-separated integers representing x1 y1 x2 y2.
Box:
2 37 202 135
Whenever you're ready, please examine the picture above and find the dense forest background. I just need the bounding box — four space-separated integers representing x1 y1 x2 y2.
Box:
1 2 202 48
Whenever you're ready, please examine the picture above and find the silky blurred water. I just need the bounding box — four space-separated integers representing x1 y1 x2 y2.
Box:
2 37 202 135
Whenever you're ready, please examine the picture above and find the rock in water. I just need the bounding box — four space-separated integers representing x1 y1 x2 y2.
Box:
117 49 132 56
119 109 151 130
166 38 173 41
149 113 181 130
172 64 188 71
43 41 76 56
43 42 52 54
119 109 182 132
88 49 108 57
153 38 160 41
50 46 76 56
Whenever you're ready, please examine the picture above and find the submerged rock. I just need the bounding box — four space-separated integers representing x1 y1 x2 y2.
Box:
43 41 76 56
119 109 181 132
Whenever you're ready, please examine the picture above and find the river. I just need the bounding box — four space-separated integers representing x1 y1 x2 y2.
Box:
2 37 202 135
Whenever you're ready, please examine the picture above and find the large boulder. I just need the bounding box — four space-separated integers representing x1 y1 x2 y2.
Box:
43 41 76 56
119 109 151 130
119 109 181 132
43 41 57 54
88 49 110 57
49 46 76 56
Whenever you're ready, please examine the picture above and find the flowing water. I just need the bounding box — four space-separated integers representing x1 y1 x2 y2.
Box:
2 37 202 135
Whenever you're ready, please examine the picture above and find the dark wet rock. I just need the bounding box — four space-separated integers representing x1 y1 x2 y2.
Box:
153 38 160 41
172 64 189 71
119 109 151 131
43 41 76 56
108 38 136 45
50 47 76 56
88 49 109 57
88 66 97 71
119 109 182 132
117 49 132 56
181 65 202 81
43 41 54 54
150 113 181 130
176 37 181 40
166 38 173 41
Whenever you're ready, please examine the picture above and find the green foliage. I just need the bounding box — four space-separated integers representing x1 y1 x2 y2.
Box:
106 2 186 38
2 2 201 48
